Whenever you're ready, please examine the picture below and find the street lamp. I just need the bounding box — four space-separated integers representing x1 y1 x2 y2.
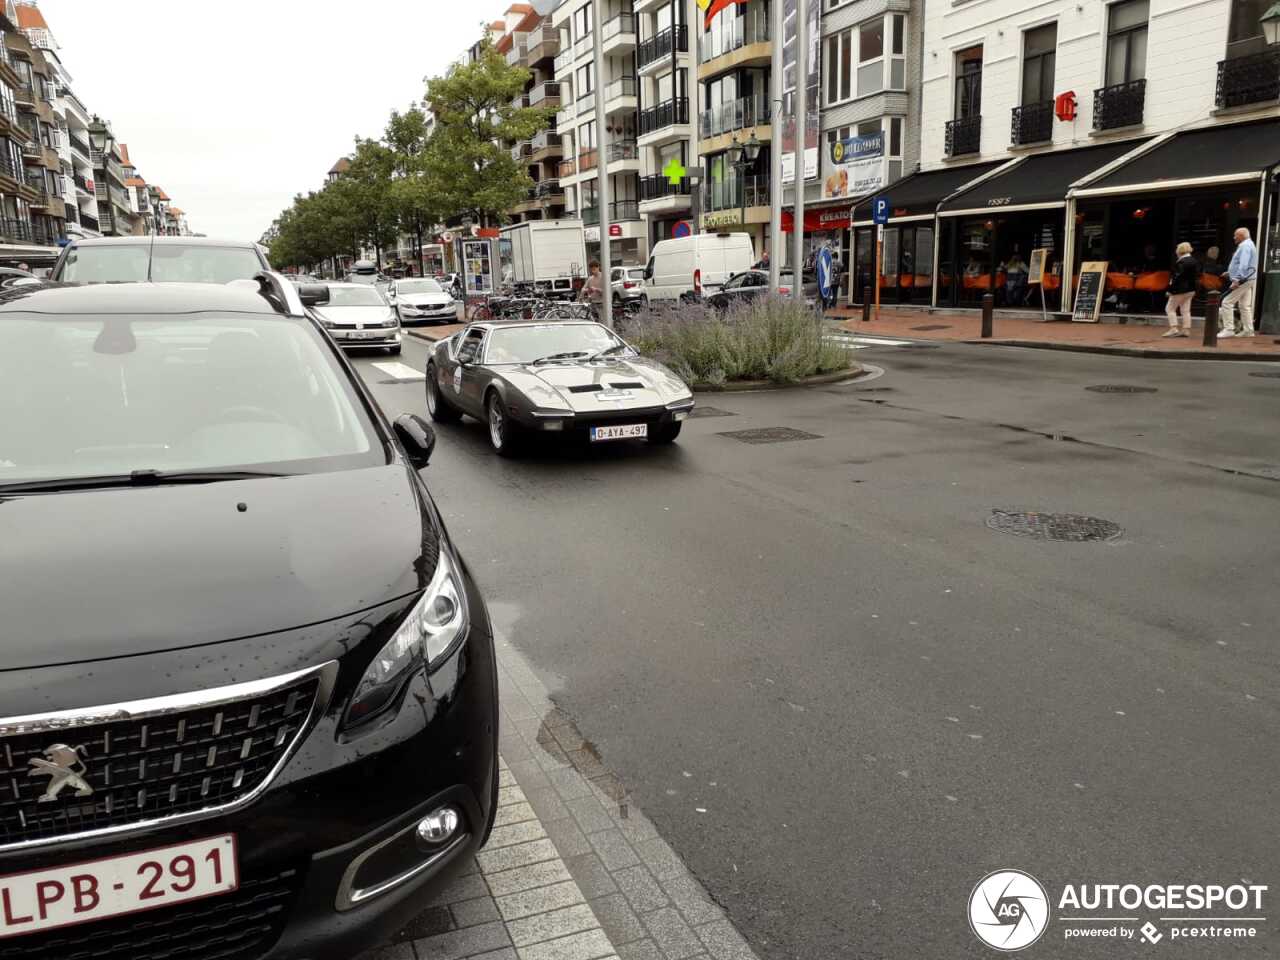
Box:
1262 2 1280 44
726 130 762 230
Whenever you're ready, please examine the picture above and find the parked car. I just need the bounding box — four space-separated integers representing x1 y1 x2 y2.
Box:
425 320 694 457
289 273 319 284
0 275 497 960
345 260 386 286
389 277 459 325
705 269 820 312
611 266 648 311
306 282 402 354
0 266 36 288
50 236 271 283
642 233 755 302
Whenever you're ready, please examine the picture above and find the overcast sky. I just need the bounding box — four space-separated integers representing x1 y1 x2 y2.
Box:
38 1 487 240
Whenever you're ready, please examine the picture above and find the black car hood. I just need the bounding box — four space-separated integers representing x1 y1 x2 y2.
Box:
0 465 437 671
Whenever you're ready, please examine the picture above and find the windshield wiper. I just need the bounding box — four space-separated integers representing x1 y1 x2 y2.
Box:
587 344 629 362
0 469 289 494
531 351 588 365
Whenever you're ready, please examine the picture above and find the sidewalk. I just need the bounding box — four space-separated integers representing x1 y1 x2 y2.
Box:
407 323 463 344
827 307 1280 360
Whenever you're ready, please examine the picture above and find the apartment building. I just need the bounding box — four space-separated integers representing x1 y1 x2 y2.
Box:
698 0 772 253
3 19 64 247
845 0 1280 324
87 117 136 237
550 0 647 263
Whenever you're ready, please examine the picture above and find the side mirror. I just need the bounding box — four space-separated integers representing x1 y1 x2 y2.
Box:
298 283 329 307
393 414 436 466
643 264 653 281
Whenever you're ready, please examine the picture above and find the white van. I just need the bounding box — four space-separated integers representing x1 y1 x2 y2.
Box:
643 233 755 302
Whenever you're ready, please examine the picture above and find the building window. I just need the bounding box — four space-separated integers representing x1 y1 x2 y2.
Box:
858 19 884 96
1226 0 1274 57
824 15 906 105
574 3 592 41
825 29 853 103
954 46 983 118
1021 23 1057 104
656 68 686 102
889 15 906 89
1105 0 1148 86
577 63 594 96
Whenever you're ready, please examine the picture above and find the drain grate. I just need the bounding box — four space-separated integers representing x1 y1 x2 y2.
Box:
1248 371 1280 378
911 324 952 331
1085 384 1158 394
689 406 737 418
718 427 822 444
987 510 1122 543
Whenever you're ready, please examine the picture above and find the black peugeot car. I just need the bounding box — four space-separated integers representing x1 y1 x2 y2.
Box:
0 276 497 959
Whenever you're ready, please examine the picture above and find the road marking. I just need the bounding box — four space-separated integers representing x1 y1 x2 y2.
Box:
826 335 916 347
371 361 425 381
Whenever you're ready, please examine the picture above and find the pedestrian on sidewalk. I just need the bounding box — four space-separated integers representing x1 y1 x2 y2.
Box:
1219 227 1257 338
579 259 605 316
1163 242 1199 337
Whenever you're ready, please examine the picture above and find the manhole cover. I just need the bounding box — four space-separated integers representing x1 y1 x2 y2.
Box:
911 324 951 331
689 406 737 418
1248 371 1280 378
1085 384 1158 394
717 427 822 444
987 510 1122 543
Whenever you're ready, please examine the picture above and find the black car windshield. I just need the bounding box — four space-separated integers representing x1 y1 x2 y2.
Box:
0 313 383 485
326 286 386 306
485 323 627 364
396 279 444 295
58 245 264 283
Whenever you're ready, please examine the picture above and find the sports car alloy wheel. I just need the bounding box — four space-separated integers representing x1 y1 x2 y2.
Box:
426 365 461 423
486 394 520 457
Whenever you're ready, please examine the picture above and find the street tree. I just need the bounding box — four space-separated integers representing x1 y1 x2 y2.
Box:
386 104 443 277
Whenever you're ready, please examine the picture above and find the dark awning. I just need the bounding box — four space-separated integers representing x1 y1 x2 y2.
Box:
850 161 1004 223
939 138 1149 214
1079 118 1280 194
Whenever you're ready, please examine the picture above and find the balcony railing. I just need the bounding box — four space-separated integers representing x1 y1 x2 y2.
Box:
0 154 18 182
556 105 575 128
1216 49 1280 109
554 47 575 74
512 93 529 110
604 75 637 102
639 97 689 136
528 25 560 59
1011 100 1053 146
582 205 600 225
1093 79 1145 130
0 100 12 125
74 172 92 193
25 173 50 202
638 24 688 71
80 211 99 232
944 116 981 157
13 83 33 105
506 40 528 65
699 3 769 61
511 141 532 161
640 174 691 201
704 173 770 212
699 94 770 139
607 139 638 162
535 178 563 199
0 218 32 242
578 148 598 172
558 158 577 178
578 202 639 225
530 81 563 106
574 34 592 58
532 129 562 152
68 133 91 158
577 92 594 116
602 13 635 44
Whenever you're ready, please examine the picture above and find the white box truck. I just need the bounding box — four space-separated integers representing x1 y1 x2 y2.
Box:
501 220 588 299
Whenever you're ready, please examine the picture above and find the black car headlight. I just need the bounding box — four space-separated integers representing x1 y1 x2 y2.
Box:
346 548 468 726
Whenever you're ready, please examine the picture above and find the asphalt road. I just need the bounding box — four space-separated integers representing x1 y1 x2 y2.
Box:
352 334 1280 959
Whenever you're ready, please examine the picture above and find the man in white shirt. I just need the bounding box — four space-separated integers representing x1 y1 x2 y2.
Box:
1219 227 1257 338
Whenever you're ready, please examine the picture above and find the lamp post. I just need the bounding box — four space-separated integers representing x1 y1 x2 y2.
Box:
1261 2 1280 44
725 130 761 236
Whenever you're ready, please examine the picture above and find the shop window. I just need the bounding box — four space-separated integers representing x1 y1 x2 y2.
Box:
954 47 983 119
956 219 994 306
1021 24 1057 104
1105 0 1148 87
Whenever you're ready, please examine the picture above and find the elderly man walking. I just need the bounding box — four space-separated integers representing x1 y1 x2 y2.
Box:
1219 227 1258 338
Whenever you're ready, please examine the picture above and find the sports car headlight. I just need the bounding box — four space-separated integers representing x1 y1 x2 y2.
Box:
346 547 469 726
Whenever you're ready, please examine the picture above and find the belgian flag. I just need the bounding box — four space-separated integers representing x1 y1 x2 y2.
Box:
698 0 748 30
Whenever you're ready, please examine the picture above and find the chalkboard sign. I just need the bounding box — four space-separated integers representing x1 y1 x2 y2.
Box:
1072 260 1108 323
1028 248 1048 284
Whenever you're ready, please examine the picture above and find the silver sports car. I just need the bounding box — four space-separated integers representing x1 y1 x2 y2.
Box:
425 320 695 456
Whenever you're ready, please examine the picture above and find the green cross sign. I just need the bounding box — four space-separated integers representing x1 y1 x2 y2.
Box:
663 156 687 186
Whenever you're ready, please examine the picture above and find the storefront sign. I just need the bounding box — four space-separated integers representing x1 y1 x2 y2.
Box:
782 206 852 233
822 132 884 200
704 211 743 228
1054 91 1078 122
609 224 622 237
584 227 601 242
1072 260 1108 323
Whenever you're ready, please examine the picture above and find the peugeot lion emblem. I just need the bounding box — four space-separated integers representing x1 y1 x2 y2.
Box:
27 743 94 802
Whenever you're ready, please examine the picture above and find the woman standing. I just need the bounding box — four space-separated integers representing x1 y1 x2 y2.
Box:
1163 242 1200 338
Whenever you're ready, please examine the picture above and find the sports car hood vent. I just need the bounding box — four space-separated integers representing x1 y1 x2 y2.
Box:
568 384 603 393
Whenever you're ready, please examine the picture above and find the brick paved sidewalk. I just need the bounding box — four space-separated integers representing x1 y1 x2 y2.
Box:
358 638 759 960
827 306 1280 359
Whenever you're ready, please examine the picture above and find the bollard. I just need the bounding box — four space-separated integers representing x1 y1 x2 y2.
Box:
1202 291 1219 347
981 293 994 338
861 278 872 323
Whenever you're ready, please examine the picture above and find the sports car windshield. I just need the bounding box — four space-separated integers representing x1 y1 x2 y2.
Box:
397 279 444 295
485 323 628 364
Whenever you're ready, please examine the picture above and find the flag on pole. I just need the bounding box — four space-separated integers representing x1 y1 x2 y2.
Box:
699 0 747 29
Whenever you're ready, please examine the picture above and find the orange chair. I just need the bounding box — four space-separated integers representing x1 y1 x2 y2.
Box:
900 274 915 289
1042 274 1061 291
1106 273 1135 291
1200 273 1225 291
914 274 931 289
1134 271 1170 292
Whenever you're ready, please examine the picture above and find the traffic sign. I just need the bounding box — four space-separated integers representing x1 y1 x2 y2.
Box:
873 197 890 225
672 220 692 239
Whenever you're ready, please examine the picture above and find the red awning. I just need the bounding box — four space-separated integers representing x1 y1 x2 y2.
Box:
782 205 853 233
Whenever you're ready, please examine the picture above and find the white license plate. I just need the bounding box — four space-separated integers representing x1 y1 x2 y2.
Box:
0 835 238 939
591 423 647 441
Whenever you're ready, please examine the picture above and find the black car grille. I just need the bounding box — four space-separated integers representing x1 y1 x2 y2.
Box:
0 678 319 846
0 864 302 960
